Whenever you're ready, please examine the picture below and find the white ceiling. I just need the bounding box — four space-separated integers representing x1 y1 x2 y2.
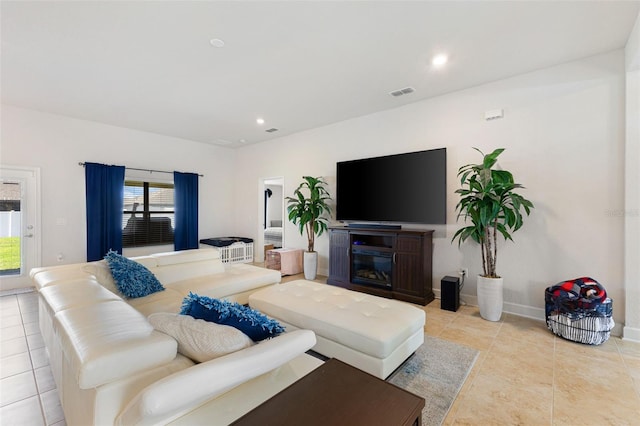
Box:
2 1 639 148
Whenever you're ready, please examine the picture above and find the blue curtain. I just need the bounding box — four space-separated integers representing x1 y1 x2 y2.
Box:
174 171 199 251
85 162 125 261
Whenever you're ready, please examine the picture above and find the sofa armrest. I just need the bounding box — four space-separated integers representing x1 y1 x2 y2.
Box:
116 329 316 426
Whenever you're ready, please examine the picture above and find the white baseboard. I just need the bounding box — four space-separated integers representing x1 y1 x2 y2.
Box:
435 290 624 337
623 325 640 343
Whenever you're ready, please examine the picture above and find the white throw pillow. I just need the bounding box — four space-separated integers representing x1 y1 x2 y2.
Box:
148 312 254 363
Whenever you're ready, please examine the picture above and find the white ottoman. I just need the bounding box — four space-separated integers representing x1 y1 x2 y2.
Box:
248 280 426 379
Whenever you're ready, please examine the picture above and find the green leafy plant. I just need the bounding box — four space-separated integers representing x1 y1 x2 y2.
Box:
286 176 332 252
452 148 534 278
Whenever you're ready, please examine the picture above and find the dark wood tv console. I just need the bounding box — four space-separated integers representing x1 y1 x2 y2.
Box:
327 226 434 305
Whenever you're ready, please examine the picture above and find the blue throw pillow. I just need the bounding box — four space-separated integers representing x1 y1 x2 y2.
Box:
180 293 285 342
104 250 164 298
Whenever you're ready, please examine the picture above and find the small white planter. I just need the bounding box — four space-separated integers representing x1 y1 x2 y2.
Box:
303 251 318 280
477 275 504 321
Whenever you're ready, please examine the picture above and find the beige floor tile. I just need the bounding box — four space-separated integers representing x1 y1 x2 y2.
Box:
29 347 49 369
23 321 40 336
26 333 45 351
554 351 630 391
439 326 495 352
34 366 56 394
0 297 18 308
20 310 38 325
0 395 45 426
554 334 622 363
449 309 503 337
425 316 453 337
1 288 639 426
498 314 555 347
0 371 38 407
0 352 33 379
453 373 553 425
17 300 39 315
0 304 20 318
479 340 554 387
0 314 21 329
40 389 64 425
553 384 640 426
0 336 28 359
616 338 640 357
1 325 26 342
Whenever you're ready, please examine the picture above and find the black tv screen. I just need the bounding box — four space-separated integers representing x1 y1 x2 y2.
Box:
336 148 446 224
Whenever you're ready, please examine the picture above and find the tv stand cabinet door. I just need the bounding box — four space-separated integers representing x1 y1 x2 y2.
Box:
393 234 433 304
328 229 350 284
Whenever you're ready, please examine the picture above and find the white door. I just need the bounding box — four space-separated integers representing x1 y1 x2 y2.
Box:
0 166 41 292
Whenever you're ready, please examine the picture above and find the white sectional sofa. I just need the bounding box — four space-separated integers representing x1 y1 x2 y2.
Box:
30 249 323 425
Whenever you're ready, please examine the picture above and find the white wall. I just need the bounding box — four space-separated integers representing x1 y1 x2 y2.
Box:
0 50 629 333
624 11 640 342
234 50 627 329
0 105 237 266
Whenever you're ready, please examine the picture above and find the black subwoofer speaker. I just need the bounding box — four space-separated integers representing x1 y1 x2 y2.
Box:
441 276 460 312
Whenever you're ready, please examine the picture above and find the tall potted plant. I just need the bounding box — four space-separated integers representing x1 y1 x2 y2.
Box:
286 176 332 280
452 148 534 321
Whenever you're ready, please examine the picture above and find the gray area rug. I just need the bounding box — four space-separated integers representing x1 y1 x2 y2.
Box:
387 335 479 426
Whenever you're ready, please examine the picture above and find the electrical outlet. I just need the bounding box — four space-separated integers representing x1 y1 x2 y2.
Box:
460 267 469 277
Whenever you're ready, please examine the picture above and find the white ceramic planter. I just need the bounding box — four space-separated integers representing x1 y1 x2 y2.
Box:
303 251 318 280
477 275 504 321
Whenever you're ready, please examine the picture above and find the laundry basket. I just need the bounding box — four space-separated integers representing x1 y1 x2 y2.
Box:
544 277 614 345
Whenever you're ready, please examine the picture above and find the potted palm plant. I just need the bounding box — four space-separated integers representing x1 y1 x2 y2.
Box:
452 148 534 321
286 176 332 280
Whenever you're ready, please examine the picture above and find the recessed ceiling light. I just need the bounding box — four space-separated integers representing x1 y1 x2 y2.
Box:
256 118 265 125
432 54 448 67
210 38 225 48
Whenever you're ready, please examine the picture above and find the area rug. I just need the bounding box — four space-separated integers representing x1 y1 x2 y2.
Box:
387 335 479 426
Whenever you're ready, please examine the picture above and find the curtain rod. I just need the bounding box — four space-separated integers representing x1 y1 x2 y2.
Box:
78 162 203 177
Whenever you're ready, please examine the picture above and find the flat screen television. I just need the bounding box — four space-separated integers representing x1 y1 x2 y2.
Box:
336 148 446 224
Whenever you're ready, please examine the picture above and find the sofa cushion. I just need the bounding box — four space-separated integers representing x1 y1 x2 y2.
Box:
125 288 185 317
180 293 284 342
55 301 177 389
105 251 165 299
148 313 253 363
169 263 281 299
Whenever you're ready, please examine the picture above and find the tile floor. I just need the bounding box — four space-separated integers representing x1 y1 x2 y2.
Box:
0 290 64 426
1 283 639 425
427 299 640 425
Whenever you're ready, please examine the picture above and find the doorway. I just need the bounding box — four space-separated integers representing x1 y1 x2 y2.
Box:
0 166 41 292
259 177 284 261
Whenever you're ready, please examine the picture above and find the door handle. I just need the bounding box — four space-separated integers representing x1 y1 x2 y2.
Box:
24 233 34 238
393 253 397 264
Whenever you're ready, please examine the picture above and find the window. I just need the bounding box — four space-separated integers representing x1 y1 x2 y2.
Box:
122 180 175 247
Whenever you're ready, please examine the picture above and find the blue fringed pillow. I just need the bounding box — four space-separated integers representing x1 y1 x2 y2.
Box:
104 250 164 298
180 293 285 342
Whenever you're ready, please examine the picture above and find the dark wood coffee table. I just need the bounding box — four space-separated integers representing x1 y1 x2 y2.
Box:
231 358 425 426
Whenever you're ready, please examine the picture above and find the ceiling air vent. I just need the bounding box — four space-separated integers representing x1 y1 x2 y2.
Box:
389 87 415 97
265 128 279 133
